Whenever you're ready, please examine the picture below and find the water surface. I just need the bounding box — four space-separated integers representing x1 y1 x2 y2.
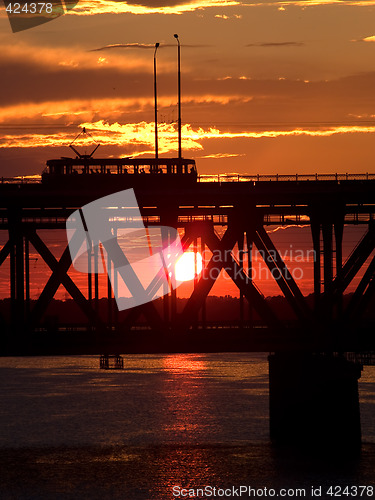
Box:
0 353 374 499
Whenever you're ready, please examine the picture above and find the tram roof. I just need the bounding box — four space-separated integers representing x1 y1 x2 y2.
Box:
46 157 196 167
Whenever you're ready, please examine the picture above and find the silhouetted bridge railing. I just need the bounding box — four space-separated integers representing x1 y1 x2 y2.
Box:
345 351 375 366
22 320 375 355
2 172 375 184
198 172 375 183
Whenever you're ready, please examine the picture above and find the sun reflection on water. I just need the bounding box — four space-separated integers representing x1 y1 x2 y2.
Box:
161 354 212 438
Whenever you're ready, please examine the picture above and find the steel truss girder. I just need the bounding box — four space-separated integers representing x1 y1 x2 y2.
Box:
0 240 10 330
344 253 375 320
25 228 165 331
327 224 375 303
179 224 281 329
7 209 27 329
253 226 312 324
0 210 374 334
0 240 11 267
26 229 100 327
0 240 11 329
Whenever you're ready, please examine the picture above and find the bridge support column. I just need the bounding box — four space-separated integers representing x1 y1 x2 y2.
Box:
311 221 321 314
193 237 198 327
159 210 178 325
200 237 206 326
161 226 171 325
87 239 92 304
269 352 362 453
107 252 112 329
94 242 99 313
9 240 16 320
334 220 344 317
25 237 30 319
322 223 333 292
246 234 253 325
9 210 26 331
239 232 244 326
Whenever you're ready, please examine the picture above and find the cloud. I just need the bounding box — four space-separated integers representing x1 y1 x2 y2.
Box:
0 43 173 107
0 120 202 157
90 43 157 51
0 42 155 74
246 41 304 47
4 62 375 136
198 153 245 158
67 0 375 16
90 42 208 52
3 120 375 153
355 35 375 42
66 0 240 16
2 0 374 21
242 1 375 6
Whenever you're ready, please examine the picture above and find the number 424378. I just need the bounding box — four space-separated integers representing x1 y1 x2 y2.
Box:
5 3 53 14
326 485 373 497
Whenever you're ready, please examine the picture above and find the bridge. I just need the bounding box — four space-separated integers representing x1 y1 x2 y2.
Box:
1 173 374 348
1 171 375 451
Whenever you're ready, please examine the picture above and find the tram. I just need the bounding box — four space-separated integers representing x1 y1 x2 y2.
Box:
42 155 198 189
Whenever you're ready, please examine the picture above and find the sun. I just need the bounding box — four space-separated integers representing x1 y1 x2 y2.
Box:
174 251 203 282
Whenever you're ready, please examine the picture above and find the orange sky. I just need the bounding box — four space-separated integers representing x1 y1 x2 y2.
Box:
2 1 375 176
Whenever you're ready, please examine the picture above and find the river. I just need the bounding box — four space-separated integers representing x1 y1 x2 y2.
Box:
0 353 374 499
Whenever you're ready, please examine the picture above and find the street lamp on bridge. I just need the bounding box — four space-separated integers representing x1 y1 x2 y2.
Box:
154 42 160 159
174 34 182 159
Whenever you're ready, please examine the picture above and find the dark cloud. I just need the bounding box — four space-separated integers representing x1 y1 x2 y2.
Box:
3 45 375 124
90 43 209 52
0 59 153 106
90 43 156 51
246 42 305 47
109 0 193 5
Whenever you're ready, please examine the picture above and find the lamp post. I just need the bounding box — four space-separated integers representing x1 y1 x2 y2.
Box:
154 42 160 159
173 34 182 159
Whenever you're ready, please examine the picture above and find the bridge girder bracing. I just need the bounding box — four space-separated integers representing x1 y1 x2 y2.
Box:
0 215 372 335
26 229 100 327
0 240 12 330
7 209 26 330
178 222 281 330
344 253 375 321
330 223 375 297
0 180 375 348
253 226 312 325
321 222 375 321
309 204 347 318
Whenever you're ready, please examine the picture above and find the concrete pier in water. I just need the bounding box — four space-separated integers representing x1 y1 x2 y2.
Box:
269 352 362 452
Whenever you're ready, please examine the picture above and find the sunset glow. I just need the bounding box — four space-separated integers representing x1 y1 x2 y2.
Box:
3 0 375 18
4 118 375 158
1 0 375 176
175 252 203 282
3 0 375 176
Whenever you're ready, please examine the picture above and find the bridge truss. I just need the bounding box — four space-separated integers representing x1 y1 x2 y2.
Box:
0 179 375 353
